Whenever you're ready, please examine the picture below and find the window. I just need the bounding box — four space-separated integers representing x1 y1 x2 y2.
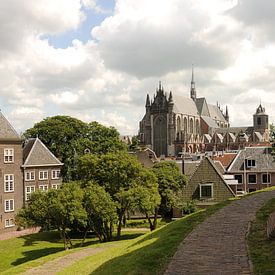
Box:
257 117 261 125
199 184 213 199
52 170 60 179
246 159 256 168
5 199 14 212
4 174 14 192
39 170 48 180
4 148 14 163
262 173 271 184
5 219 15 228
25 171 35 181
234 174 243 184
248 174 257 184
25 186 35 201
39 185 48 191
52 184 60 189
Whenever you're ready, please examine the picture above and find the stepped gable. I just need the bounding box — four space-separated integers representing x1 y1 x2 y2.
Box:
23 137 63 167
0 111 21 140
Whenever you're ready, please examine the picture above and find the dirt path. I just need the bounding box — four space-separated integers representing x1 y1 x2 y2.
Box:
22 244 115 275
165 190 275 275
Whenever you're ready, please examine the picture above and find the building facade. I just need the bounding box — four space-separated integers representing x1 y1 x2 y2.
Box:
139 71 269 156
0 113 23 231
22 138 63 201
0 114 63 233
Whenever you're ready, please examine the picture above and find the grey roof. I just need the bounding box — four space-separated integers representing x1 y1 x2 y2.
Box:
201 116 219 128
183 161 200 177
173 95 199 117
203 134 212 143
217 126 254 135
0 112 21 140
208 104 227 123
196 98 210 116
227 146 275 172
23 138 63 167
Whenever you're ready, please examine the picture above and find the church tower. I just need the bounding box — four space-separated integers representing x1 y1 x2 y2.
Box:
190 66 196 101
253 103 269 141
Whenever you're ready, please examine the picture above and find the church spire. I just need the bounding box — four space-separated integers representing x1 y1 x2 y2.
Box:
190 65 196 101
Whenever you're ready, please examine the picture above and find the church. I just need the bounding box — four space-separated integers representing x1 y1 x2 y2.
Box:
139 70 269 157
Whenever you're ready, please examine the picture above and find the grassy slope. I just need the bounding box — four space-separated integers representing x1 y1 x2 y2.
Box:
59 200 231 275
248 197 275 274
0 231 145 275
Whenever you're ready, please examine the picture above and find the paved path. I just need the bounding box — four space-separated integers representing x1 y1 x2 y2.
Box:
165 190 275 275
23 244 115 275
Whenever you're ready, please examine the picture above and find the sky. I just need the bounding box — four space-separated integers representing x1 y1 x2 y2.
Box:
1 0 275 135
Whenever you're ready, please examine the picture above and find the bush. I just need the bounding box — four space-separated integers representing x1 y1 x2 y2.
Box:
182 200 197 214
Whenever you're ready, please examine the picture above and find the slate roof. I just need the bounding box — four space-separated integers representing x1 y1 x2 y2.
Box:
208 104 227 123
23 138 63 167
196 98 210 116
173 95 199 116
227 146 275 173
201 116 219 128
0 112 21 140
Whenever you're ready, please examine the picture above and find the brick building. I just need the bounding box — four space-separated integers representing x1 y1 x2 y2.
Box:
22 138 63 201
0 112 23 231
0 114 62 233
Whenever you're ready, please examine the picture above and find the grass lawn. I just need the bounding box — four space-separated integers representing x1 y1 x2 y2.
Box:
248 197 275 274
0 230 145 275
124 218 170 229
59 200 231 275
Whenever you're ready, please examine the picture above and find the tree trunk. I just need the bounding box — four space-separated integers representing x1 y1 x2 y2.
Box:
117 209 125 239
152 207 159 230
146 213 154 231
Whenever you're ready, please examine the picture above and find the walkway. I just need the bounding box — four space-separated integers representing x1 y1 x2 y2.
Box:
165 190 275 275
23 244 115 275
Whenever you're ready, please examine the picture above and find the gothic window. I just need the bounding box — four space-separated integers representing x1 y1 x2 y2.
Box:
195 120 200 134
184 117 187 132
189 118 194 133
177 116 181 133
257 117 261 125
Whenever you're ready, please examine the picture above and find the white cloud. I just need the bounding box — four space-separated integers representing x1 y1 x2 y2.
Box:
0 0 275 136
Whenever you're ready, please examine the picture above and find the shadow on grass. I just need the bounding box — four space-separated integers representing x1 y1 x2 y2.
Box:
90 201 231 275
19 231 61 246
11 247 64 266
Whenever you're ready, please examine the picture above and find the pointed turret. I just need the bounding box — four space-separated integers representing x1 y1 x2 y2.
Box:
190 65 196 101
225 105 229 122
145 94 150 107
168 91 173 103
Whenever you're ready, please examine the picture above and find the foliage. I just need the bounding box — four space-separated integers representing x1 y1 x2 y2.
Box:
129 135 140 151
24 116 126 181
16 183 87 250
83 182 118 242
182 200 197 215
247 197 275 274
151 161 187 218
76 152 161 235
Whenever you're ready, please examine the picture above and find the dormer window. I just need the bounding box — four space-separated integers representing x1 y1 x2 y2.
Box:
246 159 256 168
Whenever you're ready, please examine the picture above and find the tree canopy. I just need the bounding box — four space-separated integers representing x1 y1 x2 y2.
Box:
24 116 126 181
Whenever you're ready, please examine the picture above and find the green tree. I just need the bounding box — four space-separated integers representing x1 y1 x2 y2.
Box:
76 152 161 236
24 116 126 181
134 169 161 230
16 183 87 250
151 161 187 218
83 182 117 242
